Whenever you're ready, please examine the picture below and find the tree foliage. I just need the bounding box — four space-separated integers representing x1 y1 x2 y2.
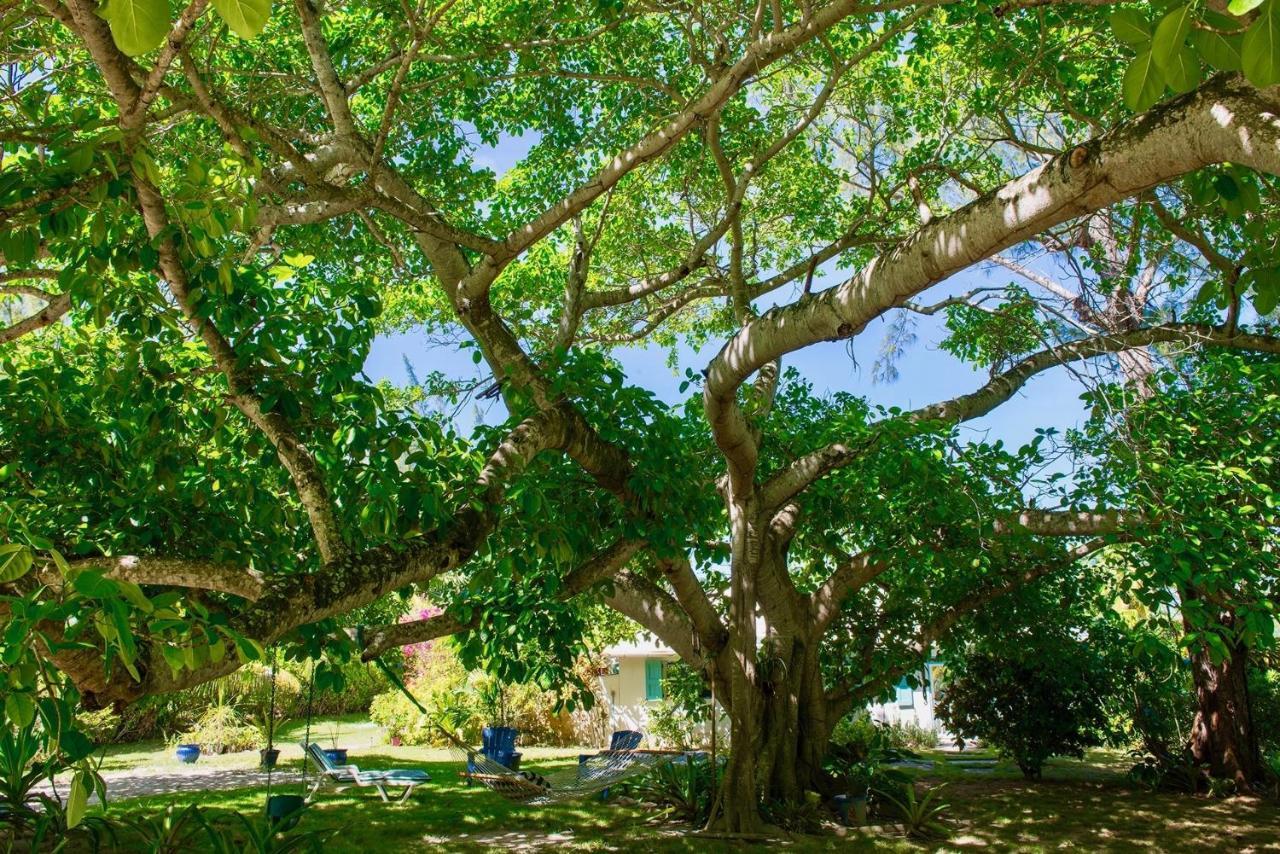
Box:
3 0 1280 826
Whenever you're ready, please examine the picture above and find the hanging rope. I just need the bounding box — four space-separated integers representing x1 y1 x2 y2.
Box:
300 659 317 793
264 647 279 808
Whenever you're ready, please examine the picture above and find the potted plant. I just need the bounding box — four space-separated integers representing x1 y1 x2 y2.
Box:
825 743 873 826
256 720 280 769
322 723 347 766
825 725 915 826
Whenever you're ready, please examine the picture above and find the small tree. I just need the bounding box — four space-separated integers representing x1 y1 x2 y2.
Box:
936 632 1117 780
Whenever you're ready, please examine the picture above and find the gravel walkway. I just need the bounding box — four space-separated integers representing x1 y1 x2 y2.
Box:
37 766 308 805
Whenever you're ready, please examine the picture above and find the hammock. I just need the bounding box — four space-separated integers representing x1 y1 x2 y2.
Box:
440 728 685 806
363 646 687 806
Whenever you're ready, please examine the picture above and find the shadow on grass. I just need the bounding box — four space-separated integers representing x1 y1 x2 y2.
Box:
94 750 1280 853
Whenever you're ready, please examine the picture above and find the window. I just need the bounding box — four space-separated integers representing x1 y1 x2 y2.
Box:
645 659 664 701
896 677 914 709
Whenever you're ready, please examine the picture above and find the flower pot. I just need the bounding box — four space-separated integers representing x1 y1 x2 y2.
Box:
832 793 869 826
175 744 201 764
322 748 348 765
389 736 402 747
266 794 306 831
851 794 869 826
259 748 280 769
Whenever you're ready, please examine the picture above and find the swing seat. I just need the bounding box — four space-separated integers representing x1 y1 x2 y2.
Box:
302 742 430 803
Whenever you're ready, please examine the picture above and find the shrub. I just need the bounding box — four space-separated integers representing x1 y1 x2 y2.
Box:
369 690 437 746
180 705 259 754
882 720 938 751
936 632 1116 780
1250 666 1280 755
619 755 719 825
648 662 713 750
77 708 121 745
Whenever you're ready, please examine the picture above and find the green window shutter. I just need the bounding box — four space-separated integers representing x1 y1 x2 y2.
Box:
896 677 914 709
645 659 664 700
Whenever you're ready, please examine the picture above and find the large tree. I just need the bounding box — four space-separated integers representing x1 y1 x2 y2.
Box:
3 0 1280 828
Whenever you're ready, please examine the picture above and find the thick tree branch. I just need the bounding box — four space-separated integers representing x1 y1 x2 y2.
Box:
56 555 265 600
705 75 1280 484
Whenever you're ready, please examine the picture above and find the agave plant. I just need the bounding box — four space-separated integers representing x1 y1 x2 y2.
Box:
622 755 719 826
199 810 337 854
880 782 951 840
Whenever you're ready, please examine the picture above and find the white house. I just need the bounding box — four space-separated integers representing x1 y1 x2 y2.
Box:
599 631 944 741
596 633 682 734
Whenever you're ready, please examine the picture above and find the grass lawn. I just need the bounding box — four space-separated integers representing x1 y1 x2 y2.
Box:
92 735 1280 852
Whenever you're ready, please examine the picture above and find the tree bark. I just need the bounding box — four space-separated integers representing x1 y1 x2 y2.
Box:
1185 609 1262 788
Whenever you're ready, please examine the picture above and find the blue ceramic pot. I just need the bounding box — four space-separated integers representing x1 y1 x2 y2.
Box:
323 748 348 765
175 744 201 764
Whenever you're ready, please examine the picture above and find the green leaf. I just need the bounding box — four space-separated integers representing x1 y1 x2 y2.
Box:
1190 28 1245 71
1243 0 1280 85
4 691 35 728
115 579 154 613
233 634 265 663
1124 51 1167 111
1153 5 1195 72
1165 45 1202 92
100 0 171 57
0 544 34 583
1110 9 1153 47
66 771 89 829
1229 0 1266 14
211 0 271 39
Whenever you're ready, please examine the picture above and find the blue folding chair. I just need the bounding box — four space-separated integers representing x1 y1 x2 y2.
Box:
466 725 522 782
579 730 644 799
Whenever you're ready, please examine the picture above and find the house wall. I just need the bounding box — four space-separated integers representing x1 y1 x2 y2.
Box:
599 655 676 735
601 650 947 745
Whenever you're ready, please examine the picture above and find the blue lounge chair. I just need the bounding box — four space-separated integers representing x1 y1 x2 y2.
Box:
301 742 430 803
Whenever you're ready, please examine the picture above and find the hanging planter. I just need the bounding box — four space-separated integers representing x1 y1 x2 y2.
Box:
175 743 201 764
266 794 306 830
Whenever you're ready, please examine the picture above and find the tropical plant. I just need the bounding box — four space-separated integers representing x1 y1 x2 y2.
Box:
199 810 337 854
621 756 719 826
824 723 915 800
879 783 952 841
180 705 260 755
121 803 208 854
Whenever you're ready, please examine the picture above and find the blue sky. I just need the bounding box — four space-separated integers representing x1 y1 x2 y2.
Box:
364 132 1090 455
365 272 1089 453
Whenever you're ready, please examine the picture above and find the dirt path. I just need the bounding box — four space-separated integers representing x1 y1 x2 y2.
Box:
37 767 308 805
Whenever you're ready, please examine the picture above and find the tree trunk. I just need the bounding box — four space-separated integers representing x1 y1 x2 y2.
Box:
718 505 767 834
1187 631 1261 789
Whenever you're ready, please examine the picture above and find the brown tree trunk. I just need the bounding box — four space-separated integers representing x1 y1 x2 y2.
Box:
1187 632 1261 789
719 507 767 834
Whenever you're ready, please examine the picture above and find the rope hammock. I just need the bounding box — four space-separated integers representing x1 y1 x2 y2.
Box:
437 727 683 806
360 638 687 806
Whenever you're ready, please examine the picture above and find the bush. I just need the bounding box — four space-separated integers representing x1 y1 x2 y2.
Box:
1250 666 1280 755
369 690 437 746
936 633 1116 780
648 662 712 750
179 705 259 754
619 755 720 825
77 708 121 745
882 720 938 751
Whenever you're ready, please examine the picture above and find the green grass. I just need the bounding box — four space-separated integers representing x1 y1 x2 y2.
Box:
90 739 1280 852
